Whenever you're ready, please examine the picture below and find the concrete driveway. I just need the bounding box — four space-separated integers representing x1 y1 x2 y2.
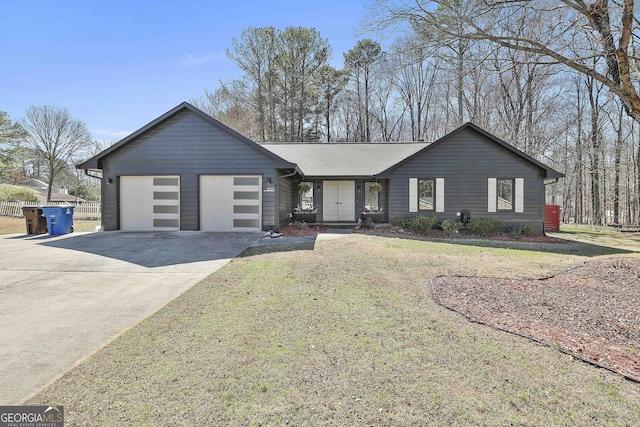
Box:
0 231 260 405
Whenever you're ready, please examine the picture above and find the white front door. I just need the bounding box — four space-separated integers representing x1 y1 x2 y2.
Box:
323 180 355 221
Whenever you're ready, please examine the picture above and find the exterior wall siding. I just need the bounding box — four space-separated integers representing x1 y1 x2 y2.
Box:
101 110 280 231
387 128 546 234
278 172 294 228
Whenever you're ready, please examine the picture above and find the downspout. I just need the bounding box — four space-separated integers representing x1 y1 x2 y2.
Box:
277 168 303 228
543 178 559 185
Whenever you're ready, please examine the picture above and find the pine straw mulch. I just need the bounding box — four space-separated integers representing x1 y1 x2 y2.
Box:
432 258 640 382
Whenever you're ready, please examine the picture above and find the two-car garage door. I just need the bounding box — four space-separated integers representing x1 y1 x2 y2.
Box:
119 175 262 231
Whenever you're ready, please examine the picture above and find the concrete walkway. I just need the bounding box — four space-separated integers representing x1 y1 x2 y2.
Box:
0 231 260 405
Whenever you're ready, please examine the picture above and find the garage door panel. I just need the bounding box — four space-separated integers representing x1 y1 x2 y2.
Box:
200 175 261 231
120 176 180 231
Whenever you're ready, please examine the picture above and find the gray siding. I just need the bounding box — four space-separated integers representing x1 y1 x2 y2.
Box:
387 128 546 233
278 171 294 228
101 110 280 231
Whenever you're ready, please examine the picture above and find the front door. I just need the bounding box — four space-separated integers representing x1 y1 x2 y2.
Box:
323 181 355 221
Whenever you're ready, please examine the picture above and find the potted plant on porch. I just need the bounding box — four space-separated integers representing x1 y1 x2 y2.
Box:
369 182 382 194
297 182 312 194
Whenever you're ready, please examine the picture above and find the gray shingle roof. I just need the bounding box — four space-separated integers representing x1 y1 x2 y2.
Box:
261 143 429 177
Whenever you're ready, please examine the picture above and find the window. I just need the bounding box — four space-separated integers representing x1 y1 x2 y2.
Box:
298 182 314 210
497 179 514 210
364 182 381 212
418 179 434 210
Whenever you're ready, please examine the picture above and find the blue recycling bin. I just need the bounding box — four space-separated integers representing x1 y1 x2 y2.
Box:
41 205 75 235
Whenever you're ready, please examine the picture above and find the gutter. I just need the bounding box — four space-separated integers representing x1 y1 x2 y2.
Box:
83 169 103 180
279 167 302 181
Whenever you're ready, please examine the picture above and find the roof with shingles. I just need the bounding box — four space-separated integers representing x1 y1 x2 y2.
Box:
261 142 429 177
76 102 296 171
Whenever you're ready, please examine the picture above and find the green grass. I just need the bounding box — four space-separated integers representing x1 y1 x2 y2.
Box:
0 216 100 234
25 233 640 426
548 223 640 252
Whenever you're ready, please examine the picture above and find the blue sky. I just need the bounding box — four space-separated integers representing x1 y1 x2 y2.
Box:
2 1 368 141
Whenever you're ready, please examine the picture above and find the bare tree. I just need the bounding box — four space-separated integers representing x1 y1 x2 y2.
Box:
20 106 92 202
370 0 640 123
391 37 440 140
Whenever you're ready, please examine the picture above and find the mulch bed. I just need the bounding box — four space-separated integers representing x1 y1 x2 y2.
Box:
358 226 567 244
432 258 640 382
282 222 568 243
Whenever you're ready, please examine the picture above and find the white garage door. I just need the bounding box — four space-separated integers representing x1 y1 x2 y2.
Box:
200 175 262 231
120 176 180 231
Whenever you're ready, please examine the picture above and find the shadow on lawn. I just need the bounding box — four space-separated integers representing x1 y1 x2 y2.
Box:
440 236 635 256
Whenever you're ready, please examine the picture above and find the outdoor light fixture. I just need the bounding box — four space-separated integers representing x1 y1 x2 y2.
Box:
357 185 362 191
107 178 113 184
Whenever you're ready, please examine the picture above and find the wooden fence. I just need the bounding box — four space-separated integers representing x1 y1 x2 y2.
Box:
0 201 101 219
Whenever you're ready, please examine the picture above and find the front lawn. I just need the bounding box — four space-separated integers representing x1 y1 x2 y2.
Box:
26 232 640 425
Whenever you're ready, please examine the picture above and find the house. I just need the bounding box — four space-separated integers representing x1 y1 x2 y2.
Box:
77 102 563 234
16 178 86 203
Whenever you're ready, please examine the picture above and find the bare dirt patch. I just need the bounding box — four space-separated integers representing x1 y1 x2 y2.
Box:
432 257 640 381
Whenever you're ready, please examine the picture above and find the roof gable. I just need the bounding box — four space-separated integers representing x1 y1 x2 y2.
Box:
77 102 295 171
377 122 564 179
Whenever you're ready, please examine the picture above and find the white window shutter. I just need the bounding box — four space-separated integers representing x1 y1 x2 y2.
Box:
488 178 497 212
436 178 445 212
409 178 418 212
515 178 524 213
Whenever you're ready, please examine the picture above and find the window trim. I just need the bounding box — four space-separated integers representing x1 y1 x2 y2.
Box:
488 177 524 213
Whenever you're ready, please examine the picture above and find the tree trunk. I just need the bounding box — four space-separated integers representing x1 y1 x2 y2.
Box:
575 81 584 224
457 39 464 125
614 106 623 223
588 77 602 225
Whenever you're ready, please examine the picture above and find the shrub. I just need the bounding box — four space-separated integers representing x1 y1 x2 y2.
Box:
395 215 439 234
392 217 411 228
359 217 374 229
509 224 535 239
0 187 40 203
440 219 462 237
465 218 502 237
